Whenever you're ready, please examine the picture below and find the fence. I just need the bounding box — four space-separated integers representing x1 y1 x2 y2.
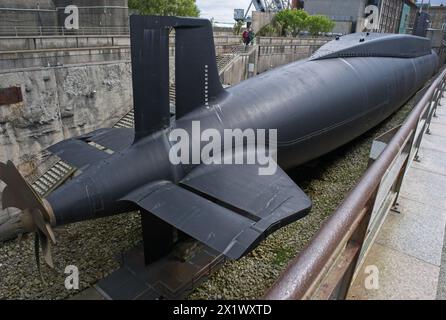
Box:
265 67 446 300
0 26 130 37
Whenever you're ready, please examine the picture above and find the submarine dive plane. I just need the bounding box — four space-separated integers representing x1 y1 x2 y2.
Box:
0 16 439 270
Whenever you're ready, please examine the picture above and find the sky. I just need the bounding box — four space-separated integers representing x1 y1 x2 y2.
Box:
196 0 446 24
196 0 253 24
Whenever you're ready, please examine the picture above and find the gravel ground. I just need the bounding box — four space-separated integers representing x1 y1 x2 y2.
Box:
0 88 424 300
0 213 142 300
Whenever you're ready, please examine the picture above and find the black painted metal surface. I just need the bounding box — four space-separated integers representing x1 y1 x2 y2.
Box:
40 16 439 263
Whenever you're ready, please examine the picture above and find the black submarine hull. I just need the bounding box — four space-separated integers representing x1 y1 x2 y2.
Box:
179 51 438 170
47 48 438 227
1 16 440 264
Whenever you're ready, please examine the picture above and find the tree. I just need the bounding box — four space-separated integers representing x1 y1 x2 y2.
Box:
234 20 244 35
306 15 335 36
258 24 278 37
129 0 200 17
275 9 308 36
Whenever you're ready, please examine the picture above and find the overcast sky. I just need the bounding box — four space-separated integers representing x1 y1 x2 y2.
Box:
196 0 446 24
196 0 253 24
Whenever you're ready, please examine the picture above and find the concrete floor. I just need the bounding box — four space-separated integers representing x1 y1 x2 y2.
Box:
349 102 446 300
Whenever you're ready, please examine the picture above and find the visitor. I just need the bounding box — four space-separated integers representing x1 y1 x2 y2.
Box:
242 29 249 47
248 28 255 46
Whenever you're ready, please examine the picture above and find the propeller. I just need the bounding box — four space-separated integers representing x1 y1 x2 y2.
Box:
0 161 56 272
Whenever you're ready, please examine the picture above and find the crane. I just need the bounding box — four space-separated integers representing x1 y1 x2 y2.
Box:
238 0 293 21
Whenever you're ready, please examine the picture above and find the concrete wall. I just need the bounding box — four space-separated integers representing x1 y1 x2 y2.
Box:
429 6 446 30
257 45 320 74
219 48 258 86
0 61 132 170
0 34 239 52
0 34 240 71
256 36 330 74
252 11 276 34
304 0 366 21
0 35 131 71
0 0 57 30
54 0 129 29
0 47 130 70
0 35 130 52
0 0 129 35
304 0 368 33
333 21 353 35
220 37 330 85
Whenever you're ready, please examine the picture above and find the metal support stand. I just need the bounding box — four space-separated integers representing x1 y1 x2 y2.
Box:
141 210 175 265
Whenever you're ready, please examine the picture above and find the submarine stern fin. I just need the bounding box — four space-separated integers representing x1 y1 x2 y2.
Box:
130 15 226 142
122 161 312 261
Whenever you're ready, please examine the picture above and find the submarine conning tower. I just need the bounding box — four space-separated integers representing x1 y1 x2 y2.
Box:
311 32 434 61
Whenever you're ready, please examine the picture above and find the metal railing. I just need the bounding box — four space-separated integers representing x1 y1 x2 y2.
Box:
265 67 446 300
258 44 322 56
0 26 130 37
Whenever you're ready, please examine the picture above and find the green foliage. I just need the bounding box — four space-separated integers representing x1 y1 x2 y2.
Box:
129 0 200 17
275 9 308 36
306 15 336 36
272 9 335 37
234 20 244 35
257 24 279 37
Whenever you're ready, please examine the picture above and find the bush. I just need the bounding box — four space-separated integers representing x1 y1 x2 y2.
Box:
258 24 279 37
234 21 244 35
275 9 309 36
306 15 335 36
269 9 335 37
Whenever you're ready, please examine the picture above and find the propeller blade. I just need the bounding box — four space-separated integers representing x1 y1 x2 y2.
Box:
34 232 42 280
39 231 54 269
2 186 26 210
0 161 57 270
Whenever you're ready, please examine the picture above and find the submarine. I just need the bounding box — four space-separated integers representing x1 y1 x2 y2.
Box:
0 15 439 270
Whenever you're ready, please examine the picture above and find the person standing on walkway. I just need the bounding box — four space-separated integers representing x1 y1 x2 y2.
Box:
248 28 255 46
242 29 250 47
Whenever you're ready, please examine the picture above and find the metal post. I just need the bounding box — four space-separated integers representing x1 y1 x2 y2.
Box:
426 79 444 134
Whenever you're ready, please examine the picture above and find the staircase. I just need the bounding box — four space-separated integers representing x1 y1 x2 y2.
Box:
31 161 76 197
216 45 246 71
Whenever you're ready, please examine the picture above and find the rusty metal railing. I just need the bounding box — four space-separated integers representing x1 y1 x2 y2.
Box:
265 67 446 300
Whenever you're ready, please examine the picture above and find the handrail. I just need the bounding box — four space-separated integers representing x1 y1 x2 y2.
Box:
0 26 130 37
265 67 446 300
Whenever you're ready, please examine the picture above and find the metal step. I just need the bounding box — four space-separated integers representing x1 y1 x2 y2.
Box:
113 109 135 129
31 160 76 197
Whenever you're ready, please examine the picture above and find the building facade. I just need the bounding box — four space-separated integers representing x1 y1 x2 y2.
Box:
427 5 446 30
303 0 417 34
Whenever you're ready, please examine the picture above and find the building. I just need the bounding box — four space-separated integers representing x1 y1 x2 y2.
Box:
303 0 368 34
427 5 446 30
379 0 404 33
302 0 417 34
